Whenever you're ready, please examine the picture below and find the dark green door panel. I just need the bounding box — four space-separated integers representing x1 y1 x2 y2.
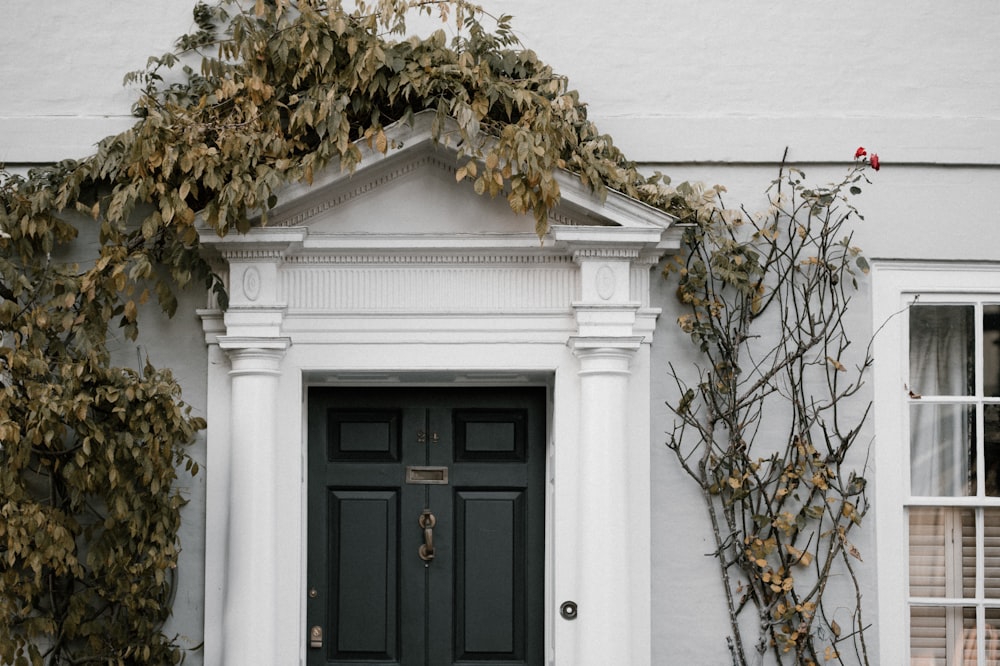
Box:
307 388 545 666
328 490 399 660
454 491 526 659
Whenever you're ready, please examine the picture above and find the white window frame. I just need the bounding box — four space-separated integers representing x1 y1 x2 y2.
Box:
873 260 1000 664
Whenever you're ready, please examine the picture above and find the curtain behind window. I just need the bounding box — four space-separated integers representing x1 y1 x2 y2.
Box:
907 305 1000 663
910 306 974 497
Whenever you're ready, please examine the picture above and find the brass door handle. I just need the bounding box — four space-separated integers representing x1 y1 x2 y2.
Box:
418 509 436 561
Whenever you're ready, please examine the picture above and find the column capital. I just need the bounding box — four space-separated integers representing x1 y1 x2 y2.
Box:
570 338 641 376
217 337 291 377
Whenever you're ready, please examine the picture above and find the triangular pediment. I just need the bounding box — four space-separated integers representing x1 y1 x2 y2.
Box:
254 111 678 245
199 112 680 334
264 138 535 236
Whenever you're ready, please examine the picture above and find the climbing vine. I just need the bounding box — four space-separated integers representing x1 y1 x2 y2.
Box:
0 1 698 662
1 0 878 662
663 149 879 664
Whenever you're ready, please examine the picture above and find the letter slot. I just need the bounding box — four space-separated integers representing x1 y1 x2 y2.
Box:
405 466 449 485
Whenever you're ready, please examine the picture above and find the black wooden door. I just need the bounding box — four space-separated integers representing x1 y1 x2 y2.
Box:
307 387 545 666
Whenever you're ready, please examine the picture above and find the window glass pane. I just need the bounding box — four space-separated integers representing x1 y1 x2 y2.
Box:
910 304 975 397
961 510 976 599
985 305 1000 398
988 405 1000 497
987 508 1000 600
910 605 946 662
961 607 1000 664
985 608 1000 661
910 606 979 664
910 507 975 598
911 404 976 496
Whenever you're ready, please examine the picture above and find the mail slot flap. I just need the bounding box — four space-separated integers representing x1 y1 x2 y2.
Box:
406 466 449 484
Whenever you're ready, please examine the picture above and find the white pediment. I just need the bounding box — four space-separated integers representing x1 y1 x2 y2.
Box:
265 143 535 236
198 111 681 327
250 111 679 248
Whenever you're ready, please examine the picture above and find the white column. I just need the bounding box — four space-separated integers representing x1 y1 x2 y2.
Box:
217 338 290 666
571 338 641 666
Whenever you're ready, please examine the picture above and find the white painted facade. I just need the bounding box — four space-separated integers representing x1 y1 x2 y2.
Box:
3 2 1000 664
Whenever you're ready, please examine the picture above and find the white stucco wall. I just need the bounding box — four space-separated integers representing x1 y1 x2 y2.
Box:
3 1 998 166
4 2 996 257
3 1 998 663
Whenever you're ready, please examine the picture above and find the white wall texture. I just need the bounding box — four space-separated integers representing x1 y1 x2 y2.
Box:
4 1 999 166
3 1 999 663
4 1 998 257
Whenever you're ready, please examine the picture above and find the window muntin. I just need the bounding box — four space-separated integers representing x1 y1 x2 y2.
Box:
907 300 1000 663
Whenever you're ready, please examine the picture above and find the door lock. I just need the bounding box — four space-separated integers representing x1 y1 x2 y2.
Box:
309 625 323 649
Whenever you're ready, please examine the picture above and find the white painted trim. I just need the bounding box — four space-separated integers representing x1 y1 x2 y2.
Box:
198 140 677 664
201 321 656 665
871 260 1000 665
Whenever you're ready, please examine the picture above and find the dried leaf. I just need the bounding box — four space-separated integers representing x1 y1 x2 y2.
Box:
785 544 814 567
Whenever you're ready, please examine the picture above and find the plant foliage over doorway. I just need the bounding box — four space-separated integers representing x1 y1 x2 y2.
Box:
0 2 696 661
0 0 875 662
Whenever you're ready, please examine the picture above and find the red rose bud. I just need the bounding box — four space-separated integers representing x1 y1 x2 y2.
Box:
870 153 880 171
854 147 867 159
